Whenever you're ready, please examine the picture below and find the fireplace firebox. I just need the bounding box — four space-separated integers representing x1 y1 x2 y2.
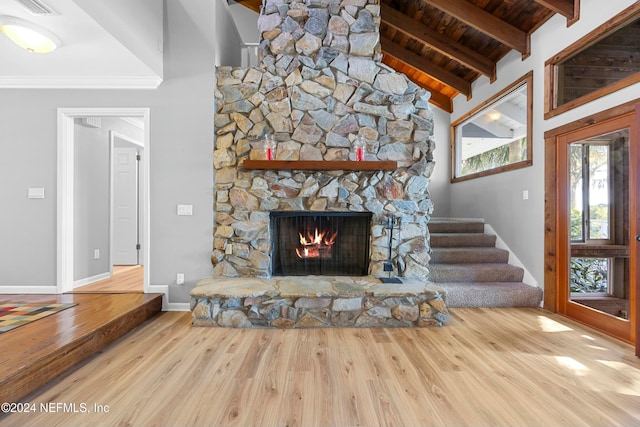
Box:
270 211 372 276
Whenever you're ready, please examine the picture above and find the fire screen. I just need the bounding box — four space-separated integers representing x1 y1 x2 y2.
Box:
270 211 372 276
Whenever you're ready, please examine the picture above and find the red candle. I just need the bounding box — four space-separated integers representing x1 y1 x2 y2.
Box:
356 147 364 161
266 147 273 160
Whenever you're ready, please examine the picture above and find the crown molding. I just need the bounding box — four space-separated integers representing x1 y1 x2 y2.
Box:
0 75 163 89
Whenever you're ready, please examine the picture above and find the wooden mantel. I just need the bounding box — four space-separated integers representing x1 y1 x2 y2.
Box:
241 160 397 171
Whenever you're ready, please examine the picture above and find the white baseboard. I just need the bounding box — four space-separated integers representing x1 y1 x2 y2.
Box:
147 285 169 310
74 272 111 288
0 285 58 294
167 303 191 311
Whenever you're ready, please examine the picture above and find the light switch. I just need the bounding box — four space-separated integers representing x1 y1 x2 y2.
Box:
28 188 45 199
522 190 529 200
177 204 193 216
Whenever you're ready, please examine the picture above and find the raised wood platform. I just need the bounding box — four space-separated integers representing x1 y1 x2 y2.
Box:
0 293 162 404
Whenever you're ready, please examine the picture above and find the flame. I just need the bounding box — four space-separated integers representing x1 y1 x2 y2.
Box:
295 227 337 259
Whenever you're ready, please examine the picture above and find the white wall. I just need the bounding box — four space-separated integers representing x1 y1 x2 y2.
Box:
228 1 260 44
429 106 452 217
73 119 110 281
0 0 214 304
214 0 244 67
449 0 640 287
74 0 164 79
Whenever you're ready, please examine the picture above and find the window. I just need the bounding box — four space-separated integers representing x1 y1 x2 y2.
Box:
569 142 612 243
451 72 532 182
545 4 640 119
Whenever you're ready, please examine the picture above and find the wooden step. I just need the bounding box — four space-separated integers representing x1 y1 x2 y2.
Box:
0 293 162 404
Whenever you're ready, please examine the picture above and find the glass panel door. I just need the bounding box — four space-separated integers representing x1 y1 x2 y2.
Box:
569 129 630 320
559 111 637 344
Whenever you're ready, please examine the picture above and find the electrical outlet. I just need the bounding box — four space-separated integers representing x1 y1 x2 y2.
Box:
522 190 529 200
94 249 100 259
176 273 185 285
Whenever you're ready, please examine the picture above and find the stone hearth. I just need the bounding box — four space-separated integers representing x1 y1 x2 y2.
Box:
191 277 447 328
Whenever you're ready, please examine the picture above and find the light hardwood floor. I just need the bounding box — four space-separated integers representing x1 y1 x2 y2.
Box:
71 265 143 293
1 307 639 427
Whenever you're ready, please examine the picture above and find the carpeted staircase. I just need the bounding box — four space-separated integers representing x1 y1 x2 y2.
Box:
429 218 543 308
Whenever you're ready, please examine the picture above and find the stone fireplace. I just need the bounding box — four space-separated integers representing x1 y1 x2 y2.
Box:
212 0 435 281
190 0 446 328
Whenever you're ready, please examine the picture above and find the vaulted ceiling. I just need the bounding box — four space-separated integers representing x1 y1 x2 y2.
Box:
236 0 580 112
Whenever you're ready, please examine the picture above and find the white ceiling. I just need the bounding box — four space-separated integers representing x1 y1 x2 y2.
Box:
0 0 164 89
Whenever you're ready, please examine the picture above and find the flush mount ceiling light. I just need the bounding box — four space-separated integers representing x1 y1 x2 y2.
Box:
0 15 61 53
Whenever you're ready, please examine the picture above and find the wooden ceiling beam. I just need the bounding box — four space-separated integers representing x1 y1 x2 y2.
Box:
424 0 530 55
380 4 496 81
380 36 471 98
233 0 261 14
533 0 580 25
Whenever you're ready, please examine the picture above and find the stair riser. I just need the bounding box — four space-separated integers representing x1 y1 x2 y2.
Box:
430 234 496 248
429 221 485 234
429 267 524 283
430 250 509 264
442 284 542 308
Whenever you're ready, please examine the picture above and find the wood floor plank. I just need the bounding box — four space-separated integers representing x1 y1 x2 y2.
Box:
1 308 639 427
71 265 143 293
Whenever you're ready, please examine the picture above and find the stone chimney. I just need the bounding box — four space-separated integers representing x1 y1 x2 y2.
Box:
213 0 436 279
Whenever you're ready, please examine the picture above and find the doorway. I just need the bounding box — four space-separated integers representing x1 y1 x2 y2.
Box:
57 108 150 295
545 102 638 350
111 131 143 269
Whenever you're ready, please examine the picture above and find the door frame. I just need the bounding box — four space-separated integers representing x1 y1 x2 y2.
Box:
544 99 638 346
57 108 150 294
110 131 144 271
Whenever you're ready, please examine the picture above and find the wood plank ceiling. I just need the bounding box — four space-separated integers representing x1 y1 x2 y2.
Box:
234 0 580 112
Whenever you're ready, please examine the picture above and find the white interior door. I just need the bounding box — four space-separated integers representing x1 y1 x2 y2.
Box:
113 146 139 265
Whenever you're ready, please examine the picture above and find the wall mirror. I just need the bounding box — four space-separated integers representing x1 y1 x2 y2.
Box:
451 72 533 182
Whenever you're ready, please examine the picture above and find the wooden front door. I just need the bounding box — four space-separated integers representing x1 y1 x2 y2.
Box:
546 102 638 351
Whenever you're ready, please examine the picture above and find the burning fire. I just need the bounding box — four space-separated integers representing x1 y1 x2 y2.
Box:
296 227 337 259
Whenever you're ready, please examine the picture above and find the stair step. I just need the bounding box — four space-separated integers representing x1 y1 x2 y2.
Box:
429 263 524 283
439 282 543 308
430 247 509 264
430 233 496 248
429 219 485 234
427 218 539 308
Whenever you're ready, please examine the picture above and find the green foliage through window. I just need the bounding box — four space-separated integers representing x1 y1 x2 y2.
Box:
461 138 527 176
570 258 608 293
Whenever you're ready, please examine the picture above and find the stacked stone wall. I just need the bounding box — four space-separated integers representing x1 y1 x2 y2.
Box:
213 0 436 279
